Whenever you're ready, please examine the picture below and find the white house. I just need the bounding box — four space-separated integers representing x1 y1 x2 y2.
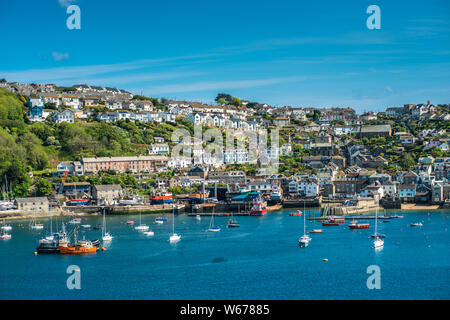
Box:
168 157 191 169
381 183 397 197
288 179 319 197
61 96 81 109
185 113 208 126
51 109 74 124
223 149 249 164
106 101 123 110
148 144 170 155
280 144 293 156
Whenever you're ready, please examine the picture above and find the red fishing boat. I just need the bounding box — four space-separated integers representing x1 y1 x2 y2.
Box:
348 220 370 229
149 191 173 204
250 199 267 216
322 217 345 226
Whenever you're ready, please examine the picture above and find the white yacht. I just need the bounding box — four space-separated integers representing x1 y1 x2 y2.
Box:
373 207 384 249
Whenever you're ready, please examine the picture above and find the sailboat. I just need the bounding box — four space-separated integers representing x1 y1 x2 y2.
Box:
207 212 221 232
227 211 240 228
169 206 180 242
308 202 322 234
102 210 113 241
134 211 149 231
1 218 12 231
30 214 44 230
373 207 384 248
298 206 311 247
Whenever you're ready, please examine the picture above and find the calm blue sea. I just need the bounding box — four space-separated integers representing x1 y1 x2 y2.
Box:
0 209 449 300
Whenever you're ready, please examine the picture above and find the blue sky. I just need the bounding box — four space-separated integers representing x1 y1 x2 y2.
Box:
0 0 449 112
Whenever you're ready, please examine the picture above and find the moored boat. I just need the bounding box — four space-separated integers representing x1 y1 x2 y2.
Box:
250 198 267 216
68 198 89 206
1 219 12 231
349 220 370 229
372 207 384 249
227 219 240 227
322 217 345 226
289 210 302 216
189 192 209 204
149 191 173 205
0 233 11 239
69 218 81 224
58 226 98 254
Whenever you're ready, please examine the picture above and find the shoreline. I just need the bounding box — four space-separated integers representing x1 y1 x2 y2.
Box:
2 206 448 221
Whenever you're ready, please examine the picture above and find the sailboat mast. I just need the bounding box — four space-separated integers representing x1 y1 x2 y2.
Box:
172 206 175 234
375 207 378 235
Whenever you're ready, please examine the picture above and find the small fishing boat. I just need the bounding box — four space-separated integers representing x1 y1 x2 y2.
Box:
289 210 302 216
126 220 135 225
411 222 423 227
349 220 370 229
382 220 390 223
196 214 201 221
227 220 240 227
58 226 98 254
392 214 404 218
249 198 267 216
93 225 103 230
0 233 11 239
135 224 149 231
81 224 91 228
69 218 81 224
155 217 166 224
143 230 155 236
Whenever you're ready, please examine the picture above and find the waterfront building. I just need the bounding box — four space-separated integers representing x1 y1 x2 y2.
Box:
15 197 49 213
92 184 123 205
82 156 169 174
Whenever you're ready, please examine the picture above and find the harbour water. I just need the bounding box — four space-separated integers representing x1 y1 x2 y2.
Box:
0 209 449 299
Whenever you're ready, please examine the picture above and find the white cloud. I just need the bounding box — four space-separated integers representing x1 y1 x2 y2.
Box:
52 52 70 61
58 0 76 8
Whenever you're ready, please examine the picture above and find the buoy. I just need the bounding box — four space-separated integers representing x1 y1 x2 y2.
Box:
101 247 106 251
323 259 328 261
34 252 37 255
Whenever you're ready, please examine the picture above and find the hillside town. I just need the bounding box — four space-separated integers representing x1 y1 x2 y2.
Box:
0 79 449 217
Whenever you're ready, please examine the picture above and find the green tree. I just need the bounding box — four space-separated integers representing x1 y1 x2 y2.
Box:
35 178 52 196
